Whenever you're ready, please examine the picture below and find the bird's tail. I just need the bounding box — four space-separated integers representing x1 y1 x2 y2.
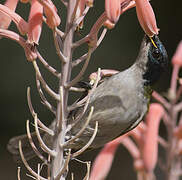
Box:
7 132 44 163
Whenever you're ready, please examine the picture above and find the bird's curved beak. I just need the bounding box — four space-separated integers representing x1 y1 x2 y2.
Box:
149 36 158 48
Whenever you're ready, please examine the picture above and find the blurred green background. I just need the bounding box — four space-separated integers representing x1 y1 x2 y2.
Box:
0 0 181 179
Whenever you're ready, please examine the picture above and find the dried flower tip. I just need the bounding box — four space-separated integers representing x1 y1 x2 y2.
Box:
135 0 159 37
86 0 94 7
24 42 38 61
172 41 182 66
134 159 144 171
20 0 29 3
89 69 119 84
103 19 115 29
105 0 121 24
174 125 182 140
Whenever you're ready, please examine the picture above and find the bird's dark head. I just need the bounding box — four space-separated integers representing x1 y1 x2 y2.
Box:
136 35 168 85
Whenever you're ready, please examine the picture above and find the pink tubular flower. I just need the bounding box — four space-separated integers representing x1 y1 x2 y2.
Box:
90 134 140 180
172 41 182 66
135 0 159 37
37 0 61 29
89 140 120 180
27 0 43 44
169 41 182 99
90 133 142 180
0 4 28 35
142 103 164 172
104 0 135 29
0 0 19 30
105 0 120 24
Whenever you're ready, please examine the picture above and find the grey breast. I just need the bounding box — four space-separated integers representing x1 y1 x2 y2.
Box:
68 67 148 149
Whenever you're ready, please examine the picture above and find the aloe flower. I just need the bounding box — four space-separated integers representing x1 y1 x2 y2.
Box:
37 0 61 29
105 0 159 37
0 4 28 35
27 0 43 44
135 0 159 36
169 41 182 99
142 103 164 172
0 0 18 30
105 0 121 23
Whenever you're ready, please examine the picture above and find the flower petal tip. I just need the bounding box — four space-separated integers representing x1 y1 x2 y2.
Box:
105 0 121 24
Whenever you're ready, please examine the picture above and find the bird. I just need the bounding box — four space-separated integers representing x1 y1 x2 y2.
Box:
7 34 168 162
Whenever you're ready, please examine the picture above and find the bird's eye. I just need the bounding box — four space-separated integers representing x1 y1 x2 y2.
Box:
152 48 161 59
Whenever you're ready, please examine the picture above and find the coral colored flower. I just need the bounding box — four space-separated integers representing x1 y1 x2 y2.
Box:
37 0 61 29
0 0 18 30
0 4 28 35
89 140 120 180
105 0 120 23
135 0 159 37
169 41 182 99
172 41 182 66
142 103 164 172
27 0 43 44
90 134 141 180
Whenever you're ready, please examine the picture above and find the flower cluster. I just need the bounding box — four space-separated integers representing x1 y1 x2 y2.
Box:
0 0 158 61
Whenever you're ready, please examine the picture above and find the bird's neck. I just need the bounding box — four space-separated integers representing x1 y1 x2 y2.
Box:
135 56 163 86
